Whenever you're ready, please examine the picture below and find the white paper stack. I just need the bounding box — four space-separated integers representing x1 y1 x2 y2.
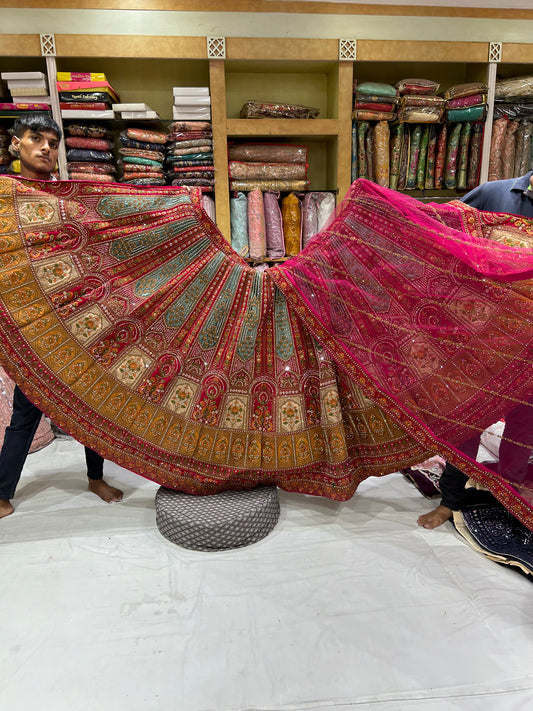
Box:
173 87 211 120
1 72 49 100
112 103 160 120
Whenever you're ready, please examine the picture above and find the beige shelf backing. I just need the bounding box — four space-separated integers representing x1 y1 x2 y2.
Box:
226 119 339 137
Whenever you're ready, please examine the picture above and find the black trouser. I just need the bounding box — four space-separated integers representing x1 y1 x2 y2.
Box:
440 434 497 511
0 385 104 501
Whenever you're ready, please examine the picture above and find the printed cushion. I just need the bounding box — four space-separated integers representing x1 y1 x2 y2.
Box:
155 485 280 551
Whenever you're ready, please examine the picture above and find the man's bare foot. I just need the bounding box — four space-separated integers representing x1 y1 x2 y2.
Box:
88 479 123 503
417 505 452 529
0 499 15 519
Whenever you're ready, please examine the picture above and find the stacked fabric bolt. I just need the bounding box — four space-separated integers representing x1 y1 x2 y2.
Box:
493 75 533 121
488 117 533 182
230 189 335 261
0 126 13 174
352 82 397 122
64 123 116 183
443 82 488 123
166 121 214 189
228 142 309 191
395 77 444 124
118 126 167 186
354 120 484 192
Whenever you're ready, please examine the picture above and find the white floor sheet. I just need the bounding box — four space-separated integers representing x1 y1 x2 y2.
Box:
1 438 532 711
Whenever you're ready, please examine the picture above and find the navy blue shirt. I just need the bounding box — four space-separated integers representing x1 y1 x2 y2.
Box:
461 171 533 218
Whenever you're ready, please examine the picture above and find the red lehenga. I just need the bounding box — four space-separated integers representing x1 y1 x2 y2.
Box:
0 176 532 528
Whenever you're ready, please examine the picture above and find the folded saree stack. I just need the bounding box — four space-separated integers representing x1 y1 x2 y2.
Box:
488 75 533 182
166 121 214 190
228 142 309 192
118 126 167 186
65 122 117 183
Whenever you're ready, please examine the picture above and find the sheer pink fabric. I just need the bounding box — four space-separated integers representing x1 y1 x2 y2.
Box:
272 179 533 522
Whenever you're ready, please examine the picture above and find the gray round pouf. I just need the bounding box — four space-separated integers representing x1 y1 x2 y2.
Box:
155 486 280 551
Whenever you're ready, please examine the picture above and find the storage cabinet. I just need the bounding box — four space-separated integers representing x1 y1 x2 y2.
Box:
1 34 533 240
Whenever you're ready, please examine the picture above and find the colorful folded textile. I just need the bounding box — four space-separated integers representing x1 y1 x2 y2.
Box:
66 136 112 151
365 128 374 183
446 105 485 122
66 148 113 162
167 153 214 163
67 162 116 174
64 123 110 139
354 102 395 113
351 123 357 182
247 189 266 260
488 118 508 182
352 110 395 121
229 161 307 181
263 191 285 259
406 124 422 189
123 163 164 174
172 166 214 174
126 127 167 144
395 78 440 96
434 124 447 189
357 121 369 180
454 505 533 575
69 172 114 183
240 100 319 119
120 135 165 152
502 120 519 180
168 171 213 180
122 156 164 168
229 179 309 191
356 82 397 99
230 191 249 257
228 143 308 164
442 82 488 100
457 122 472 190
119 148 165 161
447 93 486 109
467 122 484 188
168 138 212 150
373 121 390 188
389 123 404 191
416 125 430 190
281 192 301 256
354 93 397 105
302 192 320 248
424 124 437 190
170 145 213 156
121 172 165 181
170 178 214 187
400 95 446 108
397 127 410 190
444 123 462 189
316 192 335 232
495 75 533 99
121 177 166 186
168 121 212 133
397 106 443 123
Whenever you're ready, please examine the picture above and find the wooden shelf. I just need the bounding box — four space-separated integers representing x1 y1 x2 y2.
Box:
226 118 339 137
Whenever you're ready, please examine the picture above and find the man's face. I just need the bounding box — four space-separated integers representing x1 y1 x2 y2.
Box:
11 128 59 177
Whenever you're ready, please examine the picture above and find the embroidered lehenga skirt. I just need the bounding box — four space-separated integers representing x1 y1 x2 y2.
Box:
0 176 532 529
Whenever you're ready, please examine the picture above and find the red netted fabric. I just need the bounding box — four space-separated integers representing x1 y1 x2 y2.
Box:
0 176 532 528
